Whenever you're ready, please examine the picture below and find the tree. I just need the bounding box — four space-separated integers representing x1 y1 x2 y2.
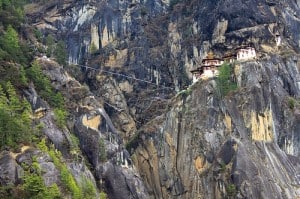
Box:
0 85 7 109
46 35 55 57
99 138 107 162
0 82 32 149
54 40 67 66
6 81 22 113
0 25 20 61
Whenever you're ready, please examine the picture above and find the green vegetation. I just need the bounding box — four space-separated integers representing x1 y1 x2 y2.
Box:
177 87 192 98
100 192 107 199
0 0 25 28
54 40 67 66
81 176 97 199
125 131 140 153
45 35 67 66
20 156 62 199
26 61 67 128
54 108 67 129
288 97 296 109
38 139 83 199
69 133 80 156
0 157 62 199
22 173 61 199
46 35 55 57
0 25 28 63
0 82 32 149
0 0 32 64
34 28 43 42
219 161 226 173
89 42 98 54
287 97 300 110
216 63 237 97
226 183 237 197
99 137 107 162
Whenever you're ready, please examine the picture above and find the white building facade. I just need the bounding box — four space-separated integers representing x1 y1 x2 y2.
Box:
237 47 256 61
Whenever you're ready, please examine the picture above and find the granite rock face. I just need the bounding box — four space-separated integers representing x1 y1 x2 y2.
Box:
22 0 300 198
0 152 23 185
36 58 149 198
130 55 300 199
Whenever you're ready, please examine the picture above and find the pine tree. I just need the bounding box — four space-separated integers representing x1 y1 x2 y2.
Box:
46 34 55 57
5 81 22 113
54 40 67 66
19 65 28 86
3 25 20 51
0 85 7 109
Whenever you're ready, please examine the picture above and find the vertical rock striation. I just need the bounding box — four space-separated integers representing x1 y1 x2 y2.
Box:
131 55 300 199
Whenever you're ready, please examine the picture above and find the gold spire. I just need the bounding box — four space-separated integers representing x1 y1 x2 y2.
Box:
207 51 214 59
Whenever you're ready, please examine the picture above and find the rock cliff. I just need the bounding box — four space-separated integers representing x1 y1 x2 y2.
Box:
130 55 300 198
0 0 298 198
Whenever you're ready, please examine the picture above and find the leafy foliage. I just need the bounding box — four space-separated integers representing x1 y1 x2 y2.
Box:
216 63 237 97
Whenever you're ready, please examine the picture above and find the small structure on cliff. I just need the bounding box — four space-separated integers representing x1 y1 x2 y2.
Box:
191 45 257 83
236 45 256 61
191 51 224 83
223 52 236 63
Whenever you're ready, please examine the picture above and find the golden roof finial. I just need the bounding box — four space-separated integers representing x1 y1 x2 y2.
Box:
207 50 214 59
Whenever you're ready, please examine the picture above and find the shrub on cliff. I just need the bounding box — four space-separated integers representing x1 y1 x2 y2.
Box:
216 63 237 97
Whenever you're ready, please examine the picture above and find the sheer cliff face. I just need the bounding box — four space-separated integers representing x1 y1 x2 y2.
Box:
27 0 300 125
25 0 300 198
131 55 300 198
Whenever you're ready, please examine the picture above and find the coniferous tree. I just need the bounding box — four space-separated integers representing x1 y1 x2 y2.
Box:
0 25 20 61
6 81 22 113
0 85 7 109
46 34 55 57
54 40 67 66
